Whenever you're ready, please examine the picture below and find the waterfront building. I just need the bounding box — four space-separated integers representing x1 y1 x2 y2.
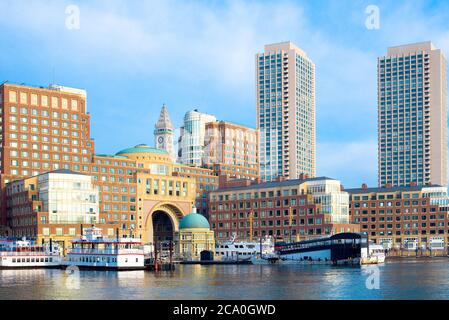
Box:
0 83 95 227
203 120 259 180
176 207 215 260
256 41 316 181
154 104 175 160
5 169 116 252
0 82 215 249
209 175 359 241
173 164 218 219
347 183 449 248
113 144 197 244
378 42 448 187
177 110 216 166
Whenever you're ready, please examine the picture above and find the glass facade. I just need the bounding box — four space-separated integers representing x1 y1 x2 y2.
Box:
39 172 99 224
178 110 216 166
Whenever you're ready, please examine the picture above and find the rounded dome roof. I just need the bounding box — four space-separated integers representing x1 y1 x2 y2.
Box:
115 144 168 156
179 212 210 230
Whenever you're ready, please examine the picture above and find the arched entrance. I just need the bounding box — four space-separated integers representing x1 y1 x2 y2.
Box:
152 211 174 242
143 203 185 245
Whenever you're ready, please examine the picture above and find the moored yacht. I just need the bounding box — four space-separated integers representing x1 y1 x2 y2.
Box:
215 235 273 262
0 238 62 269
63 227 145 270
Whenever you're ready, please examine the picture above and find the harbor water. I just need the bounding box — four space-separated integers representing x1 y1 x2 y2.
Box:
1 258 449 300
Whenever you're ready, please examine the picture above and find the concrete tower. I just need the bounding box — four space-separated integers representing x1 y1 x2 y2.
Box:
256 42 316 181
154 104 174 159
378 42 448 187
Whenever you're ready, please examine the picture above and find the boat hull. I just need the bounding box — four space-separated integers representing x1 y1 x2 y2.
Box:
0 264 61 270
0 256 62 269
361 255 385 265
62 264 146 271
251 257 280 265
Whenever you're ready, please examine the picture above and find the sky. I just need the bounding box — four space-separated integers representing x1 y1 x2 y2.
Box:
0 0 448 188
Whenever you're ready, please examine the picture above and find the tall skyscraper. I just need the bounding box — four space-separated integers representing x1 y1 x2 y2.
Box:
154 104 174 159
378 42 448 187
177 109 216 166
256 41 316 182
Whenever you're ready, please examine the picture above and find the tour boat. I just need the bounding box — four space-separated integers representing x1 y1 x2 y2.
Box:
0 238 62 269
215 235 274 262
274 233 369 266
63 227 145 271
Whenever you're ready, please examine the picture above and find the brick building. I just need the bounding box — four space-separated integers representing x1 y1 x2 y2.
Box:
0 83 217 249
209 175 359 241
346 183 449 248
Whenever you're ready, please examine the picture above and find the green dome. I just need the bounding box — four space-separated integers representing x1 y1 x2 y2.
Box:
115 144 168 156
179 212 210 229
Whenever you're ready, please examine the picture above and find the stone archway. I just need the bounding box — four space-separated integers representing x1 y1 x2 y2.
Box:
152 211 174 242
143 203 185 245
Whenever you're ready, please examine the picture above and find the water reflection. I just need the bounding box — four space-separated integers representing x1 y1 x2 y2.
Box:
1 259 449 299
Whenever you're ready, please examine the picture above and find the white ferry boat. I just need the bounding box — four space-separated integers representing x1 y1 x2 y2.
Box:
215 235 274 262
0 238 61 269
63 227 145 271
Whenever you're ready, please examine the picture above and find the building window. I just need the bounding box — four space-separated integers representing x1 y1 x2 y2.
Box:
9 91 17 103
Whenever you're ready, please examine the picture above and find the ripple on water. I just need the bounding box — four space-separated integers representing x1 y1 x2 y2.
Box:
1 259 449 299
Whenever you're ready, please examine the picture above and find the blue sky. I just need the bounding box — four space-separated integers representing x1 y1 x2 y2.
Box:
1 0 448 188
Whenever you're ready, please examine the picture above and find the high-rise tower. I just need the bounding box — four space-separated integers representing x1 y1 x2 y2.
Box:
256 42 316 181
154 104 174 159
378 42 448 187
178 110 216 166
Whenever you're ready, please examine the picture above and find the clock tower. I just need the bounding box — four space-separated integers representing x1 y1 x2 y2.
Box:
154 104 175 159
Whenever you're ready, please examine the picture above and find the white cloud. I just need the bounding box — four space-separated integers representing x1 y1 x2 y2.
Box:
317 140 378 188
1 0 448 184
0 0 307 92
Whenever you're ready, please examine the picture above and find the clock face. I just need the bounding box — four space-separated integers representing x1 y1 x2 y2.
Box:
158 136 164 144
